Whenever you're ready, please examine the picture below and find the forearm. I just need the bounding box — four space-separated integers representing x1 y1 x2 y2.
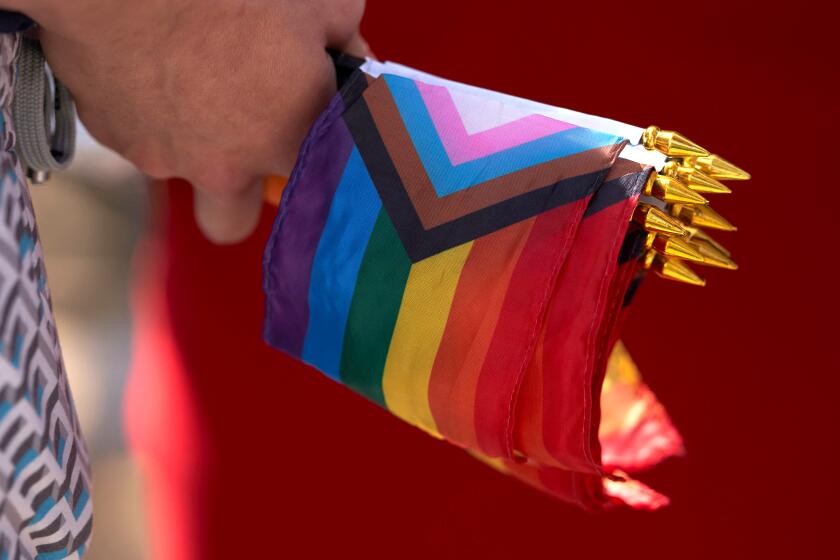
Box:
0 1 201 44
0 1 365 44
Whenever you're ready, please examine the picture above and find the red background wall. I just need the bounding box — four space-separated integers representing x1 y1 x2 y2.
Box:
358 0 835 556
135 2 835 558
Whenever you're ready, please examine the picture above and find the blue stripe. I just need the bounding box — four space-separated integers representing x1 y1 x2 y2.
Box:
383 74 623 196
13 447 36 480
36 550 71 560
18 233 35 259
55 436 66 466
73 489 89 519
11 332 23 368
301 148 382 379
29 496 55 525
34 382 43 414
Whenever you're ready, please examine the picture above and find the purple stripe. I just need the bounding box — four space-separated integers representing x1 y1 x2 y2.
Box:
263 94 354 356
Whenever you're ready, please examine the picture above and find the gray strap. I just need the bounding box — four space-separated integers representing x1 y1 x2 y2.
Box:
12 38 76 182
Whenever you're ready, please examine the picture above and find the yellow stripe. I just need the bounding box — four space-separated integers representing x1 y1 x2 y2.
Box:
382 241 473 437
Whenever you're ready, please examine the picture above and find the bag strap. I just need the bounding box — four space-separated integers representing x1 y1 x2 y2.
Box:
12 38 76 183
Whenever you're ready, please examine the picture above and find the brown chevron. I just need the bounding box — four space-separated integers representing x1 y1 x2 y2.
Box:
362 77 624 229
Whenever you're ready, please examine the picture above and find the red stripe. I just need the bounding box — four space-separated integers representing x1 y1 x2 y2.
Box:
513 197 634 470
532 194 640 472
472 199 591 457
512 320 554 465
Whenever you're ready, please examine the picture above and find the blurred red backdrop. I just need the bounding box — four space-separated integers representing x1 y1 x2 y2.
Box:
360 0 837 555
127 1 837 558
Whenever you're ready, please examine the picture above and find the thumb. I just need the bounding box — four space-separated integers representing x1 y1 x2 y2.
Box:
192 180 264 245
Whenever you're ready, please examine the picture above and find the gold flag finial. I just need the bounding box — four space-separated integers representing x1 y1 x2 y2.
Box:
684 154 750 181
642 126 710 158
633 204 687 236
651 255 707 287
645 174 709 205
691 239 739 270
683 226 732 256
679 205 738 232
682 169 731 194
662 162 732 194
652 235 705 263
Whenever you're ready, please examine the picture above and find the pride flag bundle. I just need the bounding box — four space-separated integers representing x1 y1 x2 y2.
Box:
262 58 748 510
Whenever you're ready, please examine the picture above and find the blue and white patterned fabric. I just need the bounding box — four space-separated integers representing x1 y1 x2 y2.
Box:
0 34 92 559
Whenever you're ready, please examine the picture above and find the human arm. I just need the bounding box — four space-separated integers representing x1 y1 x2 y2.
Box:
0 0 369 241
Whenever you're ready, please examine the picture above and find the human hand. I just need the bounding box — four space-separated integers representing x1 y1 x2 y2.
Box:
1 0 369 242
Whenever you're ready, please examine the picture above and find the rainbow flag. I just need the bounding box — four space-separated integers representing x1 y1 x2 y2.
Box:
263 62 682 510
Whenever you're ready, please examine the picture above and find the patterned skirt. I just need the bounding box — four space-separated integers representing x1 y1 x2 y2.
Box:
0 33 92 559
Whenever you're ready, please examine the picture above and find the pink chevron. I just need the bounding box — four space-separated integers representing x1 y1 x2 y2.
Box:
416 81 577 166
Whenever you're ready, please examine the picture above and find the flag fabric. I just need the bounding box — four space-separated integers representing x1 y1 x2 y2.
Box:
487 340 683 510
263 62 683 510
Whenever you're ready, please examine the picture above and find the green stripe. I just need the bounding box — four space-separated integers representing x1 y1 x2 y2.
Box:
339 209 412 405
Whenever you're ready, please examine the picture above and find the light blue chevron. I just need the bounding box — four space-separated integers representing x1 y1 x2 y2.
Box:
383 74 623 196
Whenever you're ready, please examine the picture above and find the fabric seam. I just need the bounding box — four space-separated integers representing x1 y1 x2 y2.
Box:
501 139 628 458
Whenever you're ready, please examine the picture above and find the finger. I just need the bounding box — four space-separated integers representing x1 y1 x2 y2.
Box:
341 31 374 59
322 0 366 48
192 180 264 245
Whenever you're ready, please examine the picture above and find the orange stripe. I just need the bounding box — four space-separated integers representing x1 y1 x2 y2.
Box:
427 218 535 450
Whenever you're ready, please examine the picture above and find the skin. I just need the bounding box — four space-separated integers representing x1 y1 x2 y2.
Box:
0 0 369 242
